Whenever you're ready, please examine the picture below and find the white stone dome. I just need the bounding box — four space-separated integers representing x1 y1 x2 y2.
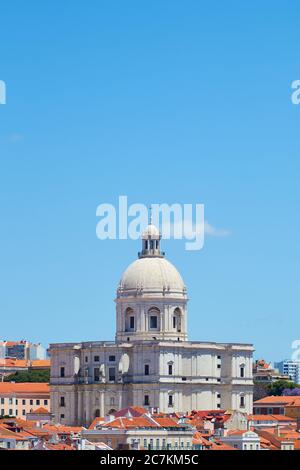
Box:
141 224 160 239
118 256 186 296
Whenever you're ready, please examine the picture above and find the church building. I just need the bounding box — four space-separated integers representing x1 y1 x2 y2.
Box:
50 223 254 426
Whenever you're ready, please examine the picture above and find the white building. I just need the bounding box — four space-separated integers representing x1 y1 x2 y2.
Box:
274 360 300 384
50 223 254 426
0 340 46 360
220 430 261 451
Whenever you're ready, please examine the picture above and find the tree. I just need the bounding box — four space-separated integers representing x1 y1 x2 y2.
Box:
4 369 50 383
253 382 269 401
282 388 300 396
267 380 298 396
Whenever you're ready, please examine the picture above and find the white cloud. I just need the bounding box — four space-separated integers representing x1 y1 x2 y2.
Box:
160 219 230 239
204 221 231 237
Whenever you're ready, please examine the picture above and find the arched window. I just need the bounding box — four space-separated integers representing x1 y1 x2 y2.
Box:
173 308 182 332
240 364 245 378
125 307 135 332
148 307 160 330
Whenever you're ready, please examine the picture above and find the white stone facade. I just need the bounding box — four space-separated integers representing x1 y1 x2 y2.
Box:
50 224 254 426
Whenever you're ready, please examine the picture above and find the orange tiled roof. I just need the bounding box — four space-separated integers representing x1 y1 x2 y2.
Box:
254 396 300 405
154 417 180 427
89 417 105 430
29 407 50 415
103 416 158 429
226 429 248 436
114 406 147 418
0 425 30 441
0 382 49 394
0 359 50 369
211 440 237 451
248 414 297 422
43 424 82 434
0 359 27 368
192 433 213 447
44 443 75 451
30 360 50 368
5 341 26 347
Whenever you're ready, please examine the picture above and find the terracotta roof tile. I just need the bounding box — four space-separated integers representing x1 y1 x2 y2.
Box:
0 383 49 394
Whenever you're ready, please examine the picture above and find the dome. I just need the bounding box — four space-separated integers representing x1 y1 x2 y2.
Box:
118 256 186 296
141 224 160 239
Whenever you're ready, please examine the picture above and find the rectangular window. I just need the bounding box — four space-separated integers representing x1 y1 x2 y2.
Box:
150 316 158 329
94 356 100 362
144 395 150 406
15 410 18 416
173 317 176 328
30 400 33 406
240 366 245 378
240 396 245 408
60 397 65 407
22 410 26 416
168 364 173 375
94 368 100 382
9 409 13 415
145 364 150 376
22 400 26 406
9 398 13 405
15 399 18 405
60 414 65 420
85 356 88 363
1 409 4 416
36 400 40 406
130 316 135 329
217 364 221 369
60 367 65 378
109 356 116 362
168 395 173 407
109 367 116 382
0 398 4 405
44 400 48 406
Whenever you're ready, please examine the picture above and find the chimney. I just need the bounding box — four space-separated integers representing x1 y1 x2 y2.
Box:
277 425 280 437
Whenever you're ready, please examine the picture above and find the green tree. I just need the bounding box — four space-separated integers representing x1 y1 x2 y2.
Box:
4 369 50 383
266 380 298 396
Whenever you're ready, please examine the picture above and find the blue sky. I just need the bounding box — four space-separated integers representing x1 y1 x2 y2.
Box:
0 1 299 362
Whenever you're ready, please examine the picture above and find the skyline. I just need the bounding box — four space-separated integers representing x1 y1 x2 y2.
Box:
1 1 300 362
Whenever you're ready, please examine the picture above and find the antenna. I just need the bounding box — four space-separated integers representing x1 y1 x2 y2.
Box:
149 205 152 225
